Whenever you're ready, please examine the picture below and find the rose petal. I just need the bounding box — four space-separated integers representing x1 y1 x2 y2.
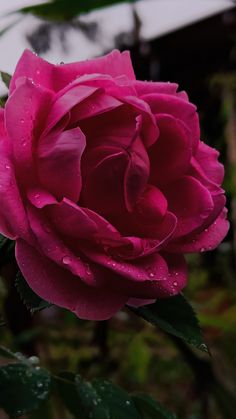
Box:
193 141 224 186
48 198 98 239
38 127 86 202
134 80 178 96
142 93 200 152
149 114 192 185
10 49 135 94
0 141 31 240
107 253 187 299
167 208 229 253
81 137 149 218
69 90 122 124
27 187 58 208
5 78 54 187
16 240 128 320
81 245 169 283
163 176 214 238
27 205 97 286
44 85 99 135
127 298 156 307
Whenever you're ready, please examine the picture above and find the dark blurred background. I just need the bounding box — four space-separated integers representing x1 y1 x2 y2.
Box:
0 1 236 418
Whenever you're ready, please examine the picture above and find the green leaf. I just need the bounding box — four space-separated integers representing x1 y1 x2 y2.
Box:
0 71 11 89
0 346 26 361
19 0 137 21
15 271 52 314
0 363 51 417
56 373 143 419
132 393 178 419
91 379 142 419
29 399 53 419
76 375 110 419
130 295 209 353
55 372 84 418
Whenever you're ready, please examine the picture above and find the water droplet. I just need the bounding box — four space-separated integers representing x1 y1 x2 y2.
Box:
204 228 208 232
85 264 92 275
173 281 178 287
5 164 10 169
34 194 40 199
111 262 116 267
29 355 39 364
149 272 155 278
36 69 40 75
37 382 43 388
60 61 64 65
62 256 71 264
200 247 205 252
20 118 24 123
174 272 179 276
125 400 131 406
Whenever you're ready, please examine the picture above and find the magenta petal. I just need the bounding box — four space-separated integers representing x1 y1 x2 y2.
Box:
134 80 178 96
142 93 200 152
48 199 98 239
5 78 54 187
194 141 224 186
149 114 192 185
44 85 99 135
125 96 159 147
27 187 57 208
27 205 97 286
80 245 169 282
73 73 137 97
127 298 156 307
10 49 135 94
0 141 31 240
69 91 122 124
154 253 187 298
38 127 86 202
163 176 214 238
107 253 187 299
16 240 128 320
167 208 229 253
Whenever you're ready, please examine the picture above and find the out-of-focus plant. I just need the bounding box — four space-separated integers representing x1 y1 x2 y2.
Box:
15 0 138 21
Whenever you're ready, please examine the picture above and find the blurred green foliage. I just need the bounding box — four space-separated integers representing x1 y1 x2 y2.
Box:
19 0 137 21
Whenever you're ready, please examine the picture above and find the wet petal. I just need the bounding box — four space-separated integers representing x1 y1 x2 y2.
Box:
10 49 135 94
16 240 128 320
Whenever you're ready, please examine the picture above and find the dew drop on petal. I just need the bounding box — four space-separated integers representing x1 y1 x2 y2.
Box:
85 264 92 275
62 256 71 265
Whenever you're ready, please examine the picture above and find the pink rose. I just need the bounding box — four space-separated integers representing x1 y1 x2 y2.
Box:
0 50 229 320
